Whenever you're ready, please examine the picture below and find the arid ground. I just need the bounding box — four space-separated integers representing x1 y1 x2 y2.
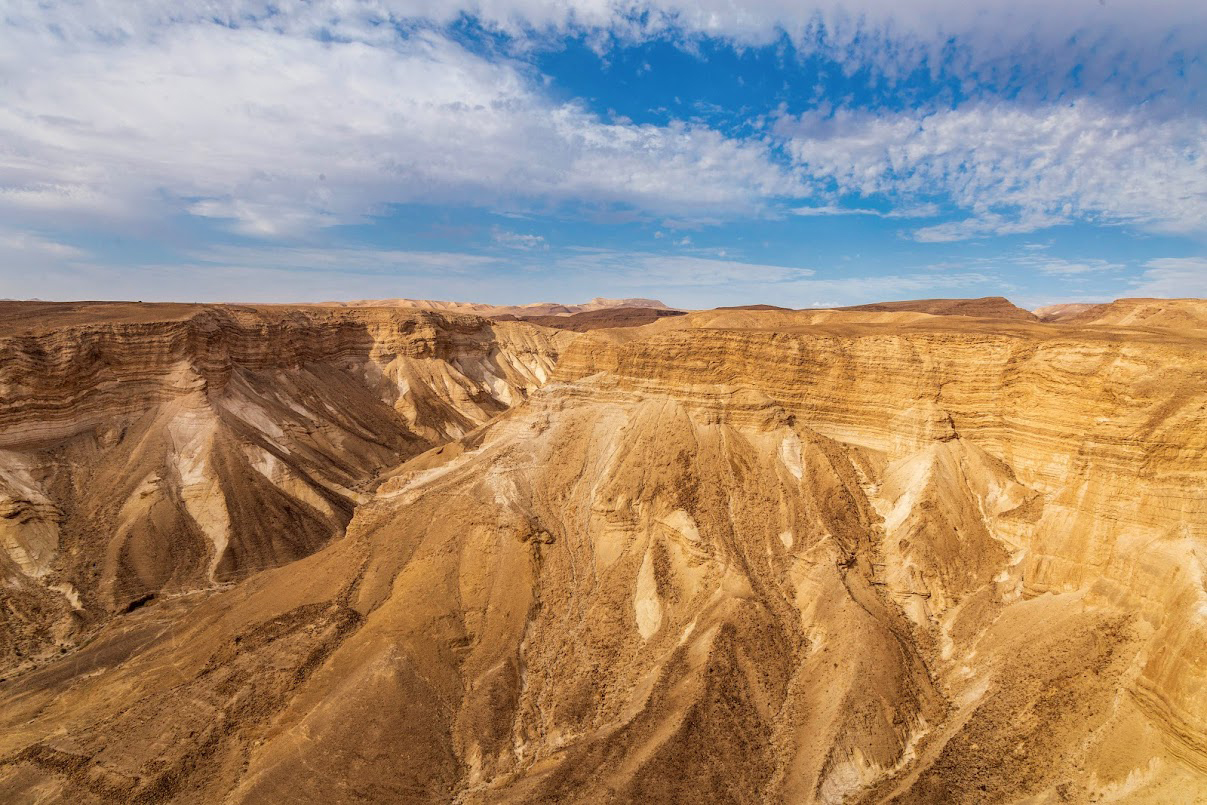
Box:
0 297 1205 802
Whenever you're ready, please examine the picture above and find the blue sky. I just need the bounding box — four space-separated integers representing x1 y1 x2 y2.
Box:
1 1 1205 308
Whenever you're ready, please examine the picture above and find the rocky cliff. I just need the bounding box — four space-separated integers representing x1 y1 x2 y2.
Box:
0 305 1203 802
0 303 569 671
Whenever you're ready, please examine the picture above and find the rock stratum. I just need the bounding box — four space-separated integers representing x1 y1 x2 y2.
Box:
0 302 568 672
0 300 1205 803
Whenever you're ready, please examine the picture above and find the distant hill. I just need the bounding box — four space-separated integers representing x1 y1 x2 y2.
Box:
493 306 687 331
834 296 1038 320
321 296 672 317
1044 298 1207 331
714 304 795 311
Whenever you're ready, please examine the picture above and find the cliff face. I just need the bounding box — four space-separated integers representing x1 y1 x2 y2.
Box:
0 304 569 670
0 307 1203 802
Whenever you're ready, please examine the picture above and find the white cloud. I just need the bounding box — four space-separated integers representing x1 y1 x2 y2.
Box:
555 250 814 287
678 269 999 309
0 12 803 236
911 212 1071 243
791 205 881 217
0 231 86 259
0 229 92 299
778 103 1207 240
0 241 516 302
28 1 1195 100
493 229 547 249
547 249 1007 308
1028 258 1124 277
190 245 502 274
0 231 1026 307
1130 258 1207 298
791 202 940 219
0 1 1202 255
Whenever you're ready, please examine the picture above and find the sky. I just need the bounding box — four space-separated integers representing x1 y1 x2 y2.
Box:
1 1 1205 309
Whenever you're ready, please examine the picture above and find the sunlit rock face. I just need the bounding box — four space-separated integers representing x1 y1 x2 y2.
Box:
0 303 568 668
0 302 1203 803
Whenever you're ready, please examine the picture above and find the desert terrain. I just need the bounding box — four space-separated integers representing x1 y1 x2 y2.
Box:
0 297 1204 803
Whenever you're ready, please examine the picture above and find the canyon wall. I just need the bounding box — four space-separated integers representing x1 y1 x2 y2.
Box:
0 307 1203 802
0 304 569 671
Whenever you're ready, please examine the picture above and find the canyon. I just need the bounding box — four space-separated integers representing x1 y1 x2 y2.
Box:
0 298 1203 803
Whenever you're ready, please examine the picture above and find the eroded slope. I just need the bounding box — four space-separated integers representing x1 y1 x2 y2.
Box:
0 304 568 672
0 308 1204 803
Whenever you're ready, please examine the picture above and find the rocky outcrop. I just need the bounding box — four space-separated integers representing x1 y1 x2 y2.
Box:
0 306 1203 802
0 304 569 670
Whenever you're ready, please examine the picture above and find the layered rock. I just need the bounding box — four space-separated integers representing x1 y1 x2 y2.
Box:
0 304 569 670
0 306 1203 802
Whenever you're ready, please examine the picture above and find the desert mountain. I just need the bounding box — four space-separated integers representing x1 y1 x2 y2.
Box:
320 296 674 318
0 300 1204 802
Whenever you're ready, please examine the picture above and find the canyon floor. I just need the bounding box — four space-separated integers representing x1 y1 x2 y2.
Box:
0 297 1204 803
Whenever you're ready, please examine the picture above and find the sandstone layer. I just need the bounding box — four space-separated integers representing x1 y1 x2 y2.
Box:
0 303 1204 803
0 303 568 672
